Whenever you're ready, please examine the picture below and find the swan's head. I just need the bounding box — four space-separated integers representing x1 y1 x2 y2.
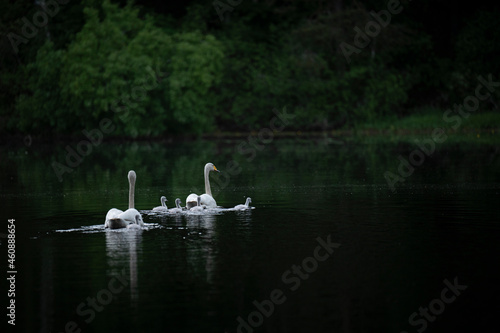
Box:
205 163 219 173
128 170 136 183
160 196 167 205
246 197 252 205
134 213 144 225
175 198 182 208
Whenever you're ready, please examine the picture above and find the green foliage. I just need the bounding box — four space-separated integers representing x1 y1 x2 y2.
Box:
168 31 224 133
1 0 498 138
455 10 500 77
16 42 69 131
13 0 224 137
58 1 172 136
214 24 410 131
454 9 500 106
334 63 409 126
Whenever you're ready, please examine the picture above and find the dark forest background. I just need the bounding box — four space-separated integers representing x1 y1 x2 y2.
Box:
1 0 499 138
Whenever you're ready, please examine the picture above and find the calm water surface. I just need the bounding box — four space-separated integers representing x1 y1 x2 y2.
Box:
1 138 499 333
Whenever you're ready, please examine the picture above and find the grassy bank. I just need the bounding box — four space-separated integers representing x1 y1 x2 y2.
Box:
357 109 500 131
351 109 500 144
3 109 499 148
207 109 500 137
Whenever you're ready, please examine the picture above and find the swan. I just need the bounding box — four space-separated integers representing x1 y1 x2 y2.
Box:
112 209 143 229
186 162 219 208
152 196 168 212
105 208 123 224
190 196 205 212
105 170 144 229
234 197 252 210
169 198 183 214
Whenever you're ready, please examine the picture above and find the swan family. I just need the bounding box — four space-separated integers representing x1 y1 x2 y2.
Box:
105 163 252 229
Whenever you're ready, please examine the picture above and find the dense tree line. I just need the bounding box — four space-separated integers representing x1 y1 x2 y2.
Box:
1 0 498 138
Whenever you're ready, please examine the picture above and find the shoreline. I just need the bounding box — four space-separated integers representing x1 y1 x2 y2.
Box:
1 127 498 148
2 110 499 146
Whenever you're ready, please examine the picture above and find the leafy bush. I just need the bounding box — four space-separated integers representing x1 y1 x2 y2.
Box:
15 0 224 137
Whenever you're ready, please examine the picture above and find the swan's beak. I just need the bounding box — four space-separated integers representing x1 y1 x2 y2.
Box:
214 166 220 172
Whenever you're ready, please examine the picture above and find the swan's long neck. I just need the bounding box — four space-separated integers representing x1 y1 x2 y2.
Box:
245 198 251 206
204 164 212 196
175 199 181 209
161 197 167 208
128 171 136 209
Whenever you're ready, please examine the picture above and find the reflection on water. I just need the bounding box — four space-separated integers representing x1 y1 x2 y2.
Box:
184 213 216 285
39 238 54 333
232 210 254 224
3 139 499 333
105 229 143 307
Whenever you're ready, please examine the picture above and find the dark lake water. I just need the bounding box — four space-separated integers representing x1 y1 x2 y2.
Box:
1 136 499 333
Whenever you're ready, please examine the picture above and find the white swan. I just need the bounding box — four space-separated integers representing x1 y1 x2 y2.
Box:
169 198 183 214
105 208 123 224
186 162 219 208
105 170 144 229
112 209 143 229
190 196 205 212
234 197 252 210
152 196 168 212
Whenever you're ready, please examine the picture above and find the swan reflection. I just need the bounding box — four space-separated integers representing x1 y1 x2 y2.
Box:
105 228 143 307
183 213 217 284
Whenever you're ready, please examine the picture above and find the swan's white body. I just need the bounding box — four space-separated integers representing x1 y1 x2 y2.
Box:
186 193 198 207
109 208 144 228
169 198 183 213
190 196 205 212
234 197 252 210
152 196 168 212
106 208 123 221
200 194 216 207
186 163 219 208
105 170 144 229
